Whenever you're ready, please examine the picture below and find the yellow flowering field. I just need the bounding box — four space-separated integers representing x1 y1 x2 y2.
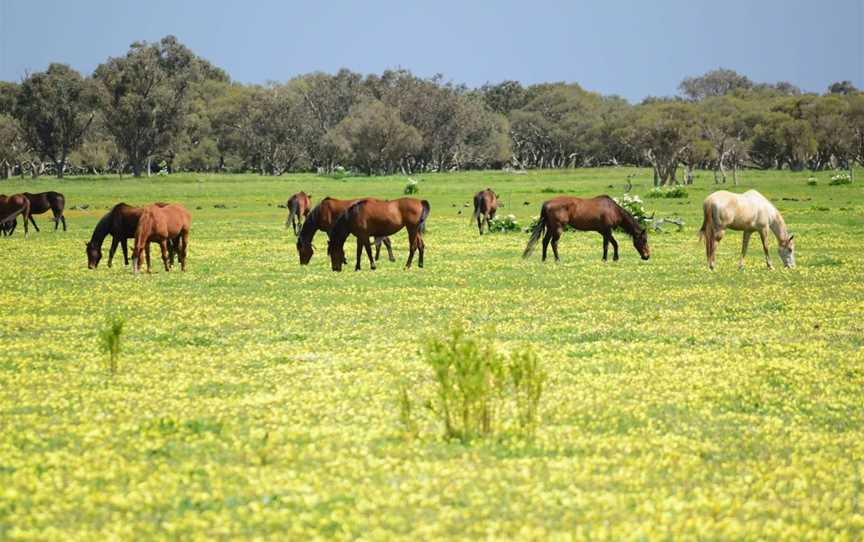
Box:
0 168 862 540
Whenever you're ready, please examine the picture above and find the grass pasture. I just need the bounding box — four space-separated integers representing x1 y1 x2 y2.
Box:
1 168 863 540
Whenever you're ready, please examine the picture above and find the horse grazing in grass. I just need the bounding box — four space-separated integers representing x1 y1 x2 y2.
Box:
699 190 795 270
523 196 650 262
0 194 31 237
297 197 395 265
285 191 312 235
86 203 175 269
328 197 430 271
132 204 191 274
24 192 66 231
473 188 500 234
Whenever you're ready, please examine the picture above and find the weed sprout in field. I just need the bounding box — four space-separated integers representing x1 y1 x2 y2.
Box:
99 316 125 375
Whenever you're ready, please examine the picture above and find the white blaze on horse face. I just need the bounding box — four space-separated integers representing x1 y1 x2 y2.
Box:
778 238 796 268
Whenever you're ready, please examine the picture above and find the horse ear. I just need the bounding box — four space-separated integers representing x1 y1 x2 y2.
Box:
788 234 794 241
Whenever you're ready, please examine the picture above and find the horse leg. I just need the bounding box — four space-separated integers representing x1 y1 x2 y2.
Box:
758 228 773 270
108 237 119 268
160 240 170 272
418 234 425 268
144 243 152 273
601 232 609 261
355 237 363 271
61 214 66 231
383 237 395 262
178 230 189 271
739 231 752 270
406 230 418 269
609 233 619 261
477 214 483 235
364 238 376 270
53 212 60 231
29 214 40 232
551 229 562 262
121 238 129 266
541 230 552 261
374 237 382 261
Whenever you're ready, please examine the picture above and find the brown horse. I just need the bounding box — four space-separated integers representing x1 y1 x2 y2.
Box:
86 203 175 269
24 192 66 231
523 196 650 262
131 204 191 274
297 197 395 265
473 188 500 234
328 197 430 271
0 194 31 237
285 191 312 235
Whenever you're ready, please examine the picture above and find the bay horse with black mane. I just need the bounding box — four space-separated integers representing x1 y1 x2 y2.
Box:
0 194 31 237
285 191 312 235
132 204 191 274
86 202 174 269
328 197 430 271
523 196 650 262
297 197 395 265
473 188 500 234
24 192 66 231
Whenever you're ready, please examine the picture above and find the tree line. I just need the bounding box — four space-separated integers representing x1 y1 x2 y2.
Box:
1 35 862 184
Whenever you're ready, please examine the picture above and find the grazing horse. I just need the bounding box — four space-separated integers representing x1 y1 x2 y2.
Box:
131 204 191 274
523 196 650 262
328 197 430 271
0 194 31 237
86 203 175 269
473 188 500 234
23 192 66 231
699 190 795 270
285 191 312 235
297 197 395 265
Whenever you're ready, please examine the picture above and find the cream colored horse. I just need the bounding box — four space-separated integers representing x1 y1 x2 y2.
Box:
699 190 795 270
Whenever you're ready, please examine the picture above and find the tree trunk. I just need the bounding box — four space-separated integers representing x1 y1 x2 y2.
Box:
732 162 738 186
132 161 142 177
56 152 67 179
146 156 152 177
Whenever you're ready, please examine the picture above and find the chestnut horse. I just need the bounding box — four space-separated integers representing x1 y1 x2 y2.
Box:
699 190 795 270
132 204 191 274
297 197 395 265
285 191 312 235
24 192 66 231
86 203 174 269
328 197 430 271
473 188 500 234
523 196 650 262
0 194 31 237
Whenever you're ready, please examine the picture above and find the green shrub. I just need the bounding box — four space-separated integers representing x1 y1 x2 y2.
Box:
404 178 419 195
487 214 520 233
829 172 852 185
99 316 125 375
646 186 688 199
421 324 546 442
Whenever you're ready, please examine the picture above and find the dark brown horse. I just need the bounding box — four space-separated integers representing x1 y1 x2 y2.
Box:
297 197 395 265
24 192 66 231
86 203 174 269
523 196 650 262
473 188 500 234
132 204 191 274
0 194 31 237
285 191 312 235
328 197 430 271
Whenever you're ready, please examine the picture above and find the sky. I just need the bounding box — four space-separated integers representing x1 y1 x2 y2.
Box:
0 0 861 102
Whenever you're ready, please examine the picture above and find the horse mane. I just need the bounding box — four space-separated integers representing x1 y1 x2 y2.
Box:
298 202 321 245
608 197 644 238
88 208 116 247
328 200 365 255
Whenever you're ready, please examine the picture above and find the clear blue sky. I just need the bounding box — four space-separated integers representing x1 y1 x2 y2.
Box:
0 0 861 102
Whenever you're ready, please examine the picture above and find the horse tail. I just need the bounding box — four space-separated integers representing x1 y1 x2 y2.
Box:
472 192 483 222
419 200 431 233
699 199 713 243
522 203 548 258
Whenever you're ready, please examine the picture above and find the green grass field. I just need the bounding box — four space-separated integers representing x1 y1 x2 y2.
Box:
1 168 863 540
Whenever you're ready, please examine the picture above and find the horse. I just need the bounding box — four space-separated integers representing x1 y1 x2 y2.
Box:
473 188 500 234
0 194 31 237
285 191 312 235
297 197 395 265
23 192 66 232
131 204 191 274
523 195 650 262
328 197 430 272
699 190 795 270
86 203 175 269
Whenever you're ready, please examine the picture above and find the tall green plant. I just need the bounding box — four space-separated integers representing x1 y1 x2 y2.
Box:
99 316 125 375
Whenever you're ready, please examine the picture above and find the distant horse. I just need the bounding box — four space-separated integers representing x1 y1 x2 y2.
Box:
24 192 66 231
285 191 312 235
328 197 430 271
0 194 31 237
86 202 175 269
523 196 650 262
132 204 191 274
473 188 500 235
699 190 795 270
297 197 395 265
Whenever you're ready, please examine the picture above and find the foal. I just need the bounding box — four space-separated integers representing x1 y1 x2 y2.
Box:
285 191 312 235
472 188 499 234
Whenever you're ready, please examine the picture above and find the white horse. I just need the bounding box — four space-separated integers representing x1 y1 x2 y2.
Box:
699 190 795 270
